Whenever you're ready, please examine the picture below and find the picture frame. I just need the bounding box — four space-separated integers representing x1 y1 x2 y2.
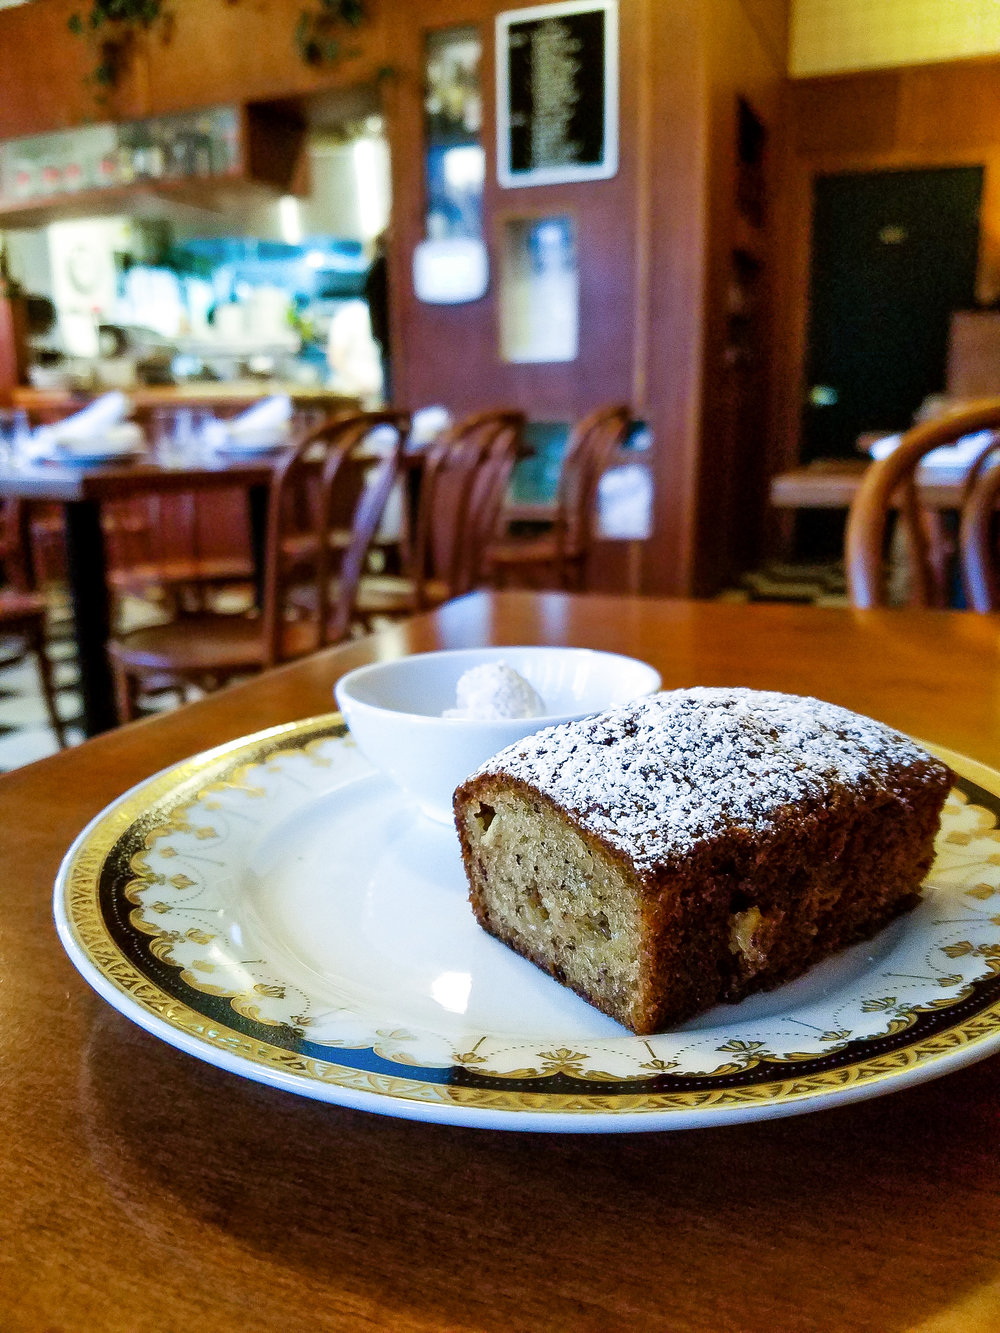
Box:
495 0 618 189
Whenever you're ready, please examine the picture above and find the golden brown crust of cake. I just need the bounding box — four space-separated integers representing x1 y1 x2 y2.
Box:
454 688 953 1034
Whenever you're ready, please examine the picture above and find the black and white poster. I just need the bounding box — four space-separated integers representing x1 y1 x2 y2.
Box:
496 0 618 188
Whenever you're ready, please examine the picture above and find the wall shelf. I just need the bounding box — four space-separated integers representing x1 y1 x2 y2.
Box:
0 103 306 229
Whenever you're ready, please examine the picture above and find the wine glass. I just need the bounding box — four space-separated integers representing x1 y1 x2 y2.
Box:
0 408 30 467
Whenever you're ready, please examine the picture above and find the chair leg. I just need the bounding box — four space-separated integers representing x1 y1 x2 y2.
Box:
112 659 139 725
25 617 67 748
561 556 587 592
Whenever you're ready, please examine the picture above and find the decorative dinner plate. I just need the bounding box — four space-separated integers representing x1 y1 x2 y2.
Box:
54 717 1000 1133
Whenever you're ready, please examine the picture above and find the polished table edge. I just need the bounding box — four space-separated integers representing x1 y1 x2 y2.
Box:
8 590 1000 795
7 590 1000 1333
770 459 973 509
0 440 429 502
0 455 279 502
13 385 363 407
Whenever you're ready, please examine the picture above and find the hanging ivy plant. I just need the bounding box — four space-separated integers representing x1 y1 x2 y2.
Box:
295 0 365 66
66 0 369 93
68 0 171 91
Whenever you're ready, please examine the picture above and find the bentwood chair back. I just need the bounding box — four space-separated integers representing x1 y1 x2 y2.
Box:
439 409 525 596
484 403 631 590
110 405 334 621
960 444 1000 611
106 402 292 619
262 410 410 651
845 401 1000 608
108 411 410 720
354 408 525 624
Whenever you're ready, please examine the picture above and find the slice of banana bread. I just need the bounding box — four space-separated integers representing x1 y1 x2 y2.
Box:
453 687 952 1034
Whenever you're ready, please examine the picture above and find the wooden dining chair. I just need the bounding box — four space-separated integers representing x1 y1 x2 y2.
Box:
8 404 252 617
104 403 281 621
483 403 631 591
959 442 1000 611
105 490 256 621
353 408 526 626
107 410 410 721
845 400 1000 608
0 497 33 591
105 405 335 623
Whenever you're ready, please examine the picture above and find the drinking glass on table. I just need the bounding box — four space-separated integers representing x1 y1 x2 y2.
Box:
0 408 30 466
153 406 217 465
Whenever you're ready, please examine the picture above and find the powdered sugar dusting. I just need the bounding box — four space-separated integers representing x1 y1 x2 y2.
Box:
472 687 948 873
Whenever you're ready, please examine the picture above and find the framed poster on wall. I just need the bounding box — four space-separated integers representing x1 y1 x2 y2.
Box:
496 0 618 188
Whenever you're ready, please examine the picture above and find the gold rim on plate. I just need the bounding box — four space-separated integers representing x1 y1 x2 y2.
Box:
53 718 1000 1131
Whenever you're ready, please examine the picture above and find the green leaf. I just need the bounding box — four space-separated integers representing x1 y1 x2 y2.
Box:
296 1 366 64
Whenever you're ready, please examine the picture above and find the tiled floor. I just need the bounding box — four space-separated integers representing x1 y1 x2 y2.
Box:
717 560 849 608
0 588 188 773
0 596 84 771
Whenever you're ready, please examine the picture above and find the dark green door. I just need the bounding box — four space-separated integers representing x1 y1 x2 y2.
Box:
803 166 984 463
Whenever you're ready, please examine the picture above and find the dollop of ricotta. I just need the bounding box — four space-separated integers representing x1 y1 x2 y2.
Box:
444 662 546 720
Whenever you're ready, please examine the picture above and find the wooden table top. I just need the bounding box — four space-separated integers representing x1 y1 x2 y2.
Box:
770 457 972 509
0 435 429 504
6 591 1000 1331
0 451 280 503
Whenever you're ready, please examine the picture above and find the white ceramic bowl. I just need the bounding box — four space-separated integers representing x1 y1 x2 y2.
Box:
333 646 662 824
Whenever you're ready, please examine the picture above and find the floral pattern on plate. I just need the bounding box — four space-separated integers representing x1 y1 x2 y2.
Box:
55 716 1000 1130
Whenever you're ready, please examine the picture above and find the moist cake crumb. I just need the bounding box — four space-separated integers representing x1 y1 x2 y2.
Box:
454 687 953 1033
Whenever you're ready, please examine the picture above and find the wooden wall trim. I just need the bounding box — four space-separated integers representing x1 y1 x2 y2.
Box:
630 0 654 412
0 0 395 140
686 0 786 594
738 0 791 77
635 0 709 596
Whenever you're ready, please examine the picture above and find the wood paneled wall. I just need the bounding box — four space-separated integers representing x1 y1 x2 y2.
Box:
771 55 1000 487
0 0 396 133
0 0 790 597
693 0 785 593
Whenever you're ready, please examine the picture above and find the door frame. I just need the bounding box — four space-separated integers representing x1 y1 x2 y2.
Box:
769 146 1000 483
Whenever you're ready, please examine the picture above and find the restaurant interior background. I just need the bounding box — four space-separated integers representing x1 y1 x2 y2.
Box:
3 0 1000 762
0 110 392 390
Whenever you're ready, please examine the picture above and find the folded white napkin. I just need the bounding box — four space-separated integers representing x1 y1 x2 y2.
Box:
28 393 143 460
409 405 450 449
869 429 995 470
204 395 293 452
597 463 653 540
230 395 292 436
45 391 128 440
